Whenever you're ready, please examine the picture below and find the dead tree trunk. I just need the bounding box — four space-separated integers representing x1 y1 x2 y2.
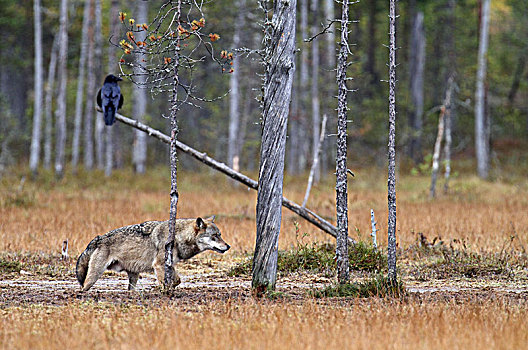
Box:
54 0 69 179
303 115 327 207
336 0 352 284
475 0 490 179
387 0 398 286
84 0 95 170
29 0 43 176
252 0 297 296
71 0 92 172
43 34 59 170
132 0 149 174
311 0 321 182
108 0 122 168
430 108 445 198
164 0 182 292
298 0 309 173
94 0 105 171
408 10 425 164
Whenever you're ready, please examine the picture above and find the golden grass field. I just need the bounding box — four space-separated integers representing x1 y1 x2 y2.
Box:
1 165 527 349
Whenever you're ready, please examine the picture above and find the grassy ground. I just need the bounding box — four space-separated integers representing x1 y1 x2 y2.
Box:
1 164 527 349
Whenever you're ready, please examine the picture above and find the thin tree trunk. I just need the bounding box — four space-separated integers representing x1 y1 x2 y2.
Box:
443 79 454 194
164 0 182 292
408 10 425 164
387 0 398 286
475 0 491 179
94 0 105 170
365 0 378 87
303 115 327 207
54 0 69 178
132 0 148 174
298 0 309 173
252 0 296 296
336 0 351 284
29 0 43 175
507 48 526 104
44 34 59 170
84 0 95 170
430 108 445 199
72 0 92 172
228 0 244 170
108 0 122 169
311 0 321 182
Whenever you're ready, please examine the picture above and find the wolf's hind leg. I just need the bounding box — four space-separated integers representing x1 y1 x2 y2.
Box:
82 249 109 291
127 271 139 290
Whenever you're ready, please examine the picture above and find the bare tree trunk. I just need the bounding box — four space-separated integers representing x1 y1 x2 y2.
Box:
94 0 105 171
303 115 327 207
365 0 378 87
108 0 122 169
54 0 69 178
84 0 95 170
252 0 296 296
387 0 398 286
336 0 351 284
29 0 43 176
132 0 149 174
288 72 300 175
44 34 59 170
164 0 182 292
227 0 244 171
430 108 445 199
311 0 321 182
298 0 309 173
71 0 92 172
408 10 425 164
475 0 490 179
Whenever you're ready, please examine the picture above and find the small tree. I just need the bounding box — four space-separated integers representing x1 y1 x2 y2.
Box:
117 0 232 291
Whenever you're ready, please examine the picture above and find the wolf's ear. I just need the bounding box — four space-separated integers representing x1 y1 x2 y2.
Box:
196 217 206 230
205 215 216 223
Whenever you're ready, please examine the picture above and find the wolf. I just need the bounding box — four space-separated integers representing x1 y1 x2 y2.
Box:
75 216 230 291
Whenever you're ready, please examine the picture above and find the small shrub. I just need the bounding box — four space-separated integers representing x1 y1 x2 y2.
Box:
312 274 406 298
0 259 22 274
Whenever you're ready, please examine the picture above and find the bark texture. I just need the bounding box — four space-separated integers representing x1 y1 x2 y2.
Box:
475 0 490 179
29 0 43 175
252 0 297 294
336 0 351 284
387 0 398 286
54 0 69 178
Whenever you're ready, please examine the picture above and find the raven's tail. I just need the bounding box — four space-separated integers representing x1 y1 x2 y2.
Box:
104 106 116 126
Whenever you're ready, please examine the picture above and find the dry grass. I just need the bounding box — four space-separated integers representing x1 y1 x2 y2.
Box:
1 166 527 349
1 299 527 350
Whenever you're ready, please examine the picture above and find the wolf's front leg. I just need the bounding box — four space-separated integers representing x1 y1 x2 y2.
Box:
127 271 139 290
154 265 181 288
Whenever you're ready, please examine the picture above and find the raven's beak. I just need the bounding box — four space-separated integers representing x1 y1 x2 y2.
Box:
117 76 123 81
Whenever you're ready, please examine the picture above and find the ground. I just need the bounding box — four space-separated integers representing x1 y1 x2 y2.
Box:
1 166 527 349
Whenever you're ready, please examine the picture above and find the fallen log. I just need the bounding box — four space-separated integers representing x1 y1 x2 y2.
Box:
100 108 355 244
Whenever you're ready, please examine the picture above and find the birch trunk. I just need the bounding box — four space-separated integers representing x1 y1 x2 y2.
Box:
29 0 43 175
54 0 69 178
164 0 182 292
44 34 59 170
475 0 491 179
336 0 351 284
430 108 445 199
387 0 398 286
408 10 425 164
94 0 105 170
252 0 296 295
311 0 321 182
227 0 244 170
72 0 92 172
303 115 327 207
132 0 148 174
108 0 122 168
84 0 95 170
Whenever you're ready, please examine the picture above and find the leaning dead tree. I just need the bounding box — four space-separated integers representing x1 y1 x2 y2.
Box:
387 0 398 286
117 0 233 291
335 0 353 284
252 0 297 295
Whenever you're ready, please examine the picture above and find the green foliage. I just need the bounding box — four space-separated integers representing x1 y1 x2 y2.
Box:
312 274 406 298
0 258 22 274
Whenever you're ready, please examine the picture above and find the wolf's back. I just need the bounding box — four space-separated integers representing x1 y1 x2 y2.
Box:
76 236 103 287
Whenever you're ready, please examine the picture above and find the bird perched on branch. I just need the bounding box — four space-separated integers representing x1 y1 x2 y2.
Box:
97 74 124 126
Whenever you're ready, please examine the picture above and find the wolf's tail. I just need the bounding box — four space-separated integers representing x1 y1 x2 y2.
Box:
76 236 102 287
104 105 116 126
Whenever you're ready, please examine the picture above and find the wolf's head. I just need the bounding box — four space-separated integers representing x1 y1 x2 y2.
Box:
195 216 230 254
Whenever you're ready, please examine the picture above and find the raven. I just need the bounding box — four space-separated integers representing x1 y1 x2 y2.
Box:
97 74 124 126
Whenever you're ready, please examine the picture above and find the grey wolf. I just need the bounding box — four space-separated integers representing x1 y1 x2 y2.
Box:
76 216 230 291
96 74 123 126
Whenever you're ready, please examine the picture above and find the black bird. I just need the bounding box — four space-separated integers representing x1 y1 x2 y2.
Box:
97 74 124 126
